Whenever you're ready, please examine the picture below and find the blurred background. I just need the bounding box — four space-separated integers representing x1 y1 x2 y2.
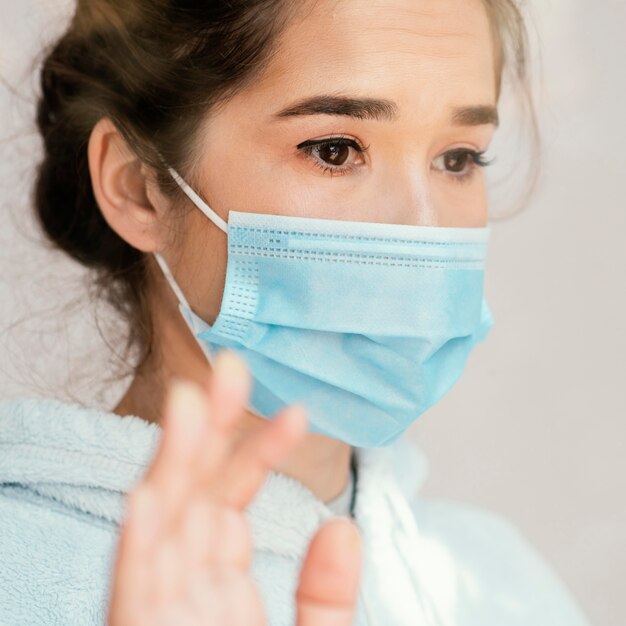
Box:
1 1 624 624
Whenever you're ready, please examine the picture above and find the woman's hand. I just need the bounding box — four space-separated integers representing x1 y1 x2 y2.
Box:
107 349 363 626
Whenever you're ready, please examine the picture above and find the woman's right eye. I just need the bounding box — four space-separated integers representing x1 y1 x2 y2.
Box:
296 136 369 176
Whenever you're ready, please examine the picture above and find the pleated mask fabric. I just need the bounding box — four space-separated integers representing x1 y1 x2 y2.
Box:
154 167 494 447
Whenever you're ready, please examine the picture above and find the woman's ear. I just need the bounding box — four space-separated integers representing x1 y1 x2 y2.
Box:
87 117 167 252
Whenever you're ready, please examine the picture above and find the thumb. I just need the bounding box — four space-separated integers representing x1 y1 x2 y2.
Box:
295 517 363 626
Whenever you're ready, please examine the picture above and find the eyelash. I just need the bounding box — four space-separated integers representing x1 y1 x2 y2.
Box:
297 136 370 177
297 136 495 182
433 148 494 183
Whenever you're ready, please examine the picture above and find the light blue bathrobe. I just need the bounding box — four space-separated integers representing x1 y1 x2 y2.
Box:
0 397 592 626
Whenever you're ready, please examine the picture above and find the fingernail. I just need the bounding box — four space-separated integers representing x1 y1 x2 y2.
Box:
169 379 206 442
213 349 250 389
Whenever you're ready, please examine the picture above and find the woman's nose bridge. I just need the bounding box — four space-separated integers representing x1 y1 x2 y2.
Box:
393 165 439 227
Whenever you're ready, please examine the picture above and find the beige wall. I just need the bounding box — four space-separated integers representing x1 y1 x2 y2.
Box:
1 1 624 624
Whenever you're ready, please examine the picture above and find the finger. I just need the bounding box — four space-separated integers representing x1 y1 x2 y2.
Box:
180 497 252 571
180 496 218 571
153 534 185 611
295 518 363 626
107 484 161 625
211 505 252 570
192 349 255 489
187 568 266 626
206 349 252 432
142 379 214 531
212 403 309 510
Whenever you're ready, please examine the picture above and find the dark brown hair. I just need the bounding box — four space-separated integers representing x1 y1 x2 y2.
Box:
33 0 537 372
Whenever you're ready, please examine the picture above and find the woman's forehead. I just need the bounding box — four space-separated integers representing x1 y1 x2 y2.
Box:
242 0 497 117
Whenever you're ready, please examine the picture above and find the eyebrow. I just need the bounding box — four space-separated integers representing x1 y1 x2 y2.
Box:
273 95 499 127
275 95 398 122
452 104 499 127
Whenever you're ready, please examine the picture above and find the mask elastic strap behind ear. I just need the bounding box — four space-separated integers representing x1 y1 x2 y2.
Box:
153 252 192 311
168 167 229 234
153 252 218 367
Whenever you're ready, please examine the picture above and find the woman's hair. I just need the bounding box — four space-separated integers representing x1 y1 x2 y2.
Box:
33 0 537 373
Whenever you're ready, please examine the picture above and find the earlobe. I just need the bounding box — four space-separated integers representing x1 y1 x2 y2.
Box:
87 117 163 253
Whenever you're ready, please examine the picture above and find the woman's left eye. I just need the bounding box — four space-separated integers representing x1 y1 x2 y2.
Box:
432 148 495 182
297 136 368 176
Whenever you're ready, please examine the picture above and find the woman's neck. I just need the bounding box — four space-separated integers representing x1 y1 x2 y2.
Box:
113 292 353 504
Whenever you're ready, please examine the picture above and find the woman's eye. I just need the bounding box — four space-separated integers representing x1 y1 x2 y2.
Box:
443 151 472 173
317 142 350 166
432 148 494 182
297 137 368 176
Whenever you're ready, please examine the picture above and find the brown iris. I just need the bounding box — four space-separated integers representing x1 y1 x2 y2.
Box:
443 149 472 173
317 142 351 166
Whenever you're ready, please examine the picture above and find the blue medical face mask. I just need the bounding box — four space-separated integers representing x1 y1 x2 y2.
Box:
154 167 494 448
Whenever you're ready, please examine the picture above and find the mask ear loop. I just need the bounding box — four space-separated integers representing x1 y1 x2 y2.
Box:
152 252 217 368
153 252 192 312
167 166 229 234
150 159 229 368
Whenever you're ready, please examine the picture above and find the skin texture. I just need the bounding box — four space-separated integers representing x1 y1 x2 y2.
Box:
90 0 499 622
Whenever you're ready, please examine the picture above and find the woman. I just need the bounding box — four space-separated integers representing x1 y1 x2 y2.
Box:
0 0 592 624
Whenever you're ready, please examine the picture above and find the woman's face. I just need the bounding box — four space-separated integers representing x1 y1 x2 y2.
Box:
163 0 499 322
